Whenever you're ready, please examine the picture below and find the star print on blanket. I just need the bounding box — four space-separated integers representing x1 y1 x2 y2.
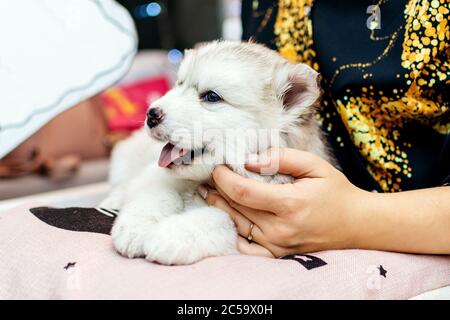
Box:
0 204 447 299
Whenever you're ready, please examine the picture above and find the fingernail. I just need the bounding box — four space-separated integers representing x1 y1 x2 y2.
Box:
197 184 209 199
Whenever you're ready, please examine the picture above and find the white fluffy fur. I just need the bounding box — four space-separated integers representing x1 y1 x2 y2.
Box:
101 41 335 265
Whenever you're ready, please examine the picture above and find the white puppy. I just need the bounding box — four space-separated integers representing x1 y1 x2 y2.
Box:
101 41 335 265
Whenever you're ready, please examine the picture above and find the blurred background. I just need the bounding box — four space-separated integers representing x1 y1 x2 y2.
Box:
0 0 243 201
117 0 242 49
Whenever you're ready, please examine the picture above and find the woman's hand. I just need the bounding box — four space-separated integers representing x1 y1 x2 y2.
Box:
198 148 450 257
197 148 368 257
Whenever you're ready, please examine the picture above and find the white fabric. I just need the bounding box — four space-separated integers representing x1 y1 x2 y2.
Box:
0 0 137 158
411 285 450 300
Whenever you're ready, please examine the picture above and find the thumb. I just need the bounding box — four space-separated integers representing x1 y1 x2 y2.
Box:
245 148 332 178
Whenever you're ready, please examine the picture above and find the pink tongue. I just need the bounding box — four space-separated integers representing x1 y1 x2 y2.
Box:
158 143 187 167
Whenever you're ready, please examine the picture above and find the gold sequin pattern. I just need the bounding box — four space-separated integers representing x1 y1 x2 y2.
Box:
272 0 449 192
274 0 318 70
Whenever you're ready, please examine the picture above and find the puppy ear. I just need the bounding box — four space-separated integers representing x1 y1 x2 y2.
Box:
274 62 321 114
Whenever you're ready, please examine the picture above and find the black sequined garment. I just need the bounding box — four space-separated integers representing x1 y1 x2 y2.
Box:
243 0 449 192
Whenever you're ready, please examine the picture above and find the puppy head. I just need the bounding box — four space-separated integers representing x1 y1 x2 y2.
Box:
146 41 320 181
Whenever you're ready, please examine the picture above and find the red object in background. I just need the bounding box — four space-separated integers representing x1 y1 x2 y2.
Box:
100 75 171 133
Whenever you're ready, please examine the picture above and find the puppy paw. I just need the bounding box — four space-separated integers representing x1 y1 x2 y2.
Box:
143 207 238 265
143 235 199 265
111 215 149 258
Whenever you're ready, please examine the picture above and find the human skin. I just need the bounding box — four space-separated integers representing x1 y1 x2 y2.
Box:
197 148 450 258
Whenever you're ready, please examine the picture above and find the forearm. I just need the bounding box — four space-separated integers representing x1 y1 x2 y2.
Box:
350 187 450 254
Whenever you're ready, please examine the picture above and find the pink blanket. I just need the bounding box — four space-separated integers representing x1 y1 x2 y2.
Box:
0 203 449 299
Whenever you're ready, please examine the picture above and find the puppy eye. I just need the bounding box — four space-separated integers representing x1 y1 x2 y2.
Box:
200 90 222 103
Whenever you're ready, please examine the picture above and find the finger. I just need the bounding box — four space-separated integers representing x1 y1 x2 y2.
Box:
236 237 274 258
206 177 215 188
202 187 286 258
245 148 333 179
202 188 266 242
237 236 289 259
199 185 278 252
212 165 284 212
214 183 274 228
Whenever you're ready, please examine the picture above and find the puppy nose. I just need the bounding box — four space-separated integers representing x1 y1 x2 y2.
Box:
146 107 164 128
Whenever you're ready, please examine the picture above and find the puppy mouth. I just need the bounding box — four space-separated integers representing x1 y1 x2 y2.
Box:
158 142 206 168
